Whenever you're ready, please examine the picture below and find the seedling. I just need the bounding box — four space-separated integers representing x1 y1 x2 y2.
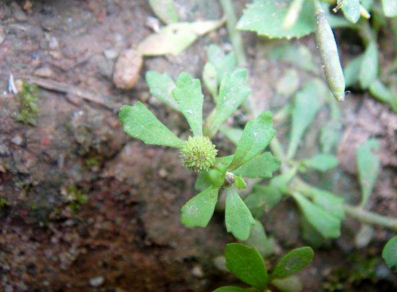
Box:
213 243 314 292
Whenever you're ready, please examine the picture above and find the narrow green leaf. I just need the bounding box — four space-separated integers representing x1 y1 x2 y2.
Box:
238 0 316 39
148 0 179 24
172 72 204 136
119 102 184 148
338 0 361 23
220 125 243 146
271 247 314 279
244 186 283 218
181 187 219 228
213 287 250 292
344 55 364 87
303 154 339 172
271 275 303 292
369 80 393 104
207 45 237 82
225 187 256 240
382 236 397 270
233 152 280 179
320 123 341 154
225 243 268 290
293 193 341 238
211 69 252 133
235 176 247 190
203 62 219 101
146 71 178 110
305 187 345 220
357 139 380 207
382 0 397 17
245 220 275 257
229 111 276 171
359 42 379 89
287 81 324 159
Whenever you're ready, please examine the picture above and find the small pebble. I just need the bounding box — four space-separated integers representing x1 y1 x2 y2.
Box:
34 66 54 78
11 135 23 146
89 276 105 287
104 49 119 60
113 48 143 90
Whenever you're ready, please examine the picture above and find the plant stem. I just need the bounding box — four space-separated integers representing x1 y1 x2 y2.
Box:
219 0 247 66
344 206 397 231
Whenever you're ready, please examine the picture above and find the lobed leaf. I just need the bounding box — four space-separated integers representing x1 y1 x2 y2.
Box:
287 81 325 159
338 0 361 23
382 236 397 270
234 152 280 179
172 72 204 136
293 192 341 239
119 102 184 148
181 187 219 228
357 138 380 207
238 0 316 39
271 247 314 279
203 62 219 101
146 71 178 110
228 111 276 171
225 243 268 290
207 45 237 82
303 154 339 172
359 42 379 90
211 69 252 133
225 187 256 240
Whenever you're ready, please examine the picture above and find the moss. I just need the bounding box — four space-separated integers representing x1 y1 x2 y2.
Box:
0 197 9 210
16 81 40 126
66 185 88 213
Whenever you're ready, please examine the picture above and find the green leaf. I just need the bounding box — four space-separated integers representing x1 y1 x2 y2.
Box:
180 187 219 228
338 0 361 23
293 192 341 238
357 139 380 207
148 0 179 24
213 287 250 292
306 188 345 220
235 175 247 190
369 80 393 104
359 42 379 90
225 187 256 240
172 72 204 136
207 45 237 82
382 236 397 270
146 71 178 110
225 243 268 290
244 186 283 218
119 102 184 148
271 247 314 279
303 154 339 172
270 167 297 192
211 69 252 133
238 0 316 39
203 62 219 101
234 152 280 179
344 55 364 87
138 20 224 56
228 111 276 171
220 125 244 146
287 81 325 159
245 220 275 257
320 123 341 154
382 0 397 17
271 275 303 292
300 216 327 248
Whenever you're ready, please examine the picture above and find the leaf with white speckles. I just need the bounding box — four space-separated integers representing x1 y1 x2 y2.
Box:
181 187 219 228
237 0 316 39
146 71 178 110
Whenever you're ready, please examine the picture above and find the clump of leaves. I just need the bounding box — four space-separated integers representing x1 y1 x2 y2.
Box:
119 46 280 240
16 81 40 125
214 243 314 292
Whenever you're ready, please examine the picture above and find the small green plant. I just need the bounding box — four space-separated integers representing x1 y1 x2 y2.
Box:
0 197 9 210
16 81 40 125
214 243 314 292
65 185 88 213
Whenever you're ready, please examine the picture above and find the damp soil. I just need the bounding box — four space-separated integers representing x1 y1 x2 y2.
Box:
0 1 397 292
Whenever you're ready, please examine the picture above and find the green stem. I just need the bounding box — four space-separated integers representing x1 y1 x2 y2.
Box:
344 205 397 231
219 0 247 66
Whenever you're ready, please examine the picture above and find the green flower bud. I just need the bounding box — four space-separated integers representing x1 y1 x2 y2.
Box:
180 136 218 172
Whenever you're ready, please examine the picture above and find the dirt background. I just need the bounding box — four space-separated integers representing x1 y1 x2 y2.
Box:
0 0 396 291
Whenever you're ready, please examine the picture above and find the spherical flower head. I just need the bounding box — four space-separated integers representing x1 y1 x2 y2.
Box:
180 136 218 172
